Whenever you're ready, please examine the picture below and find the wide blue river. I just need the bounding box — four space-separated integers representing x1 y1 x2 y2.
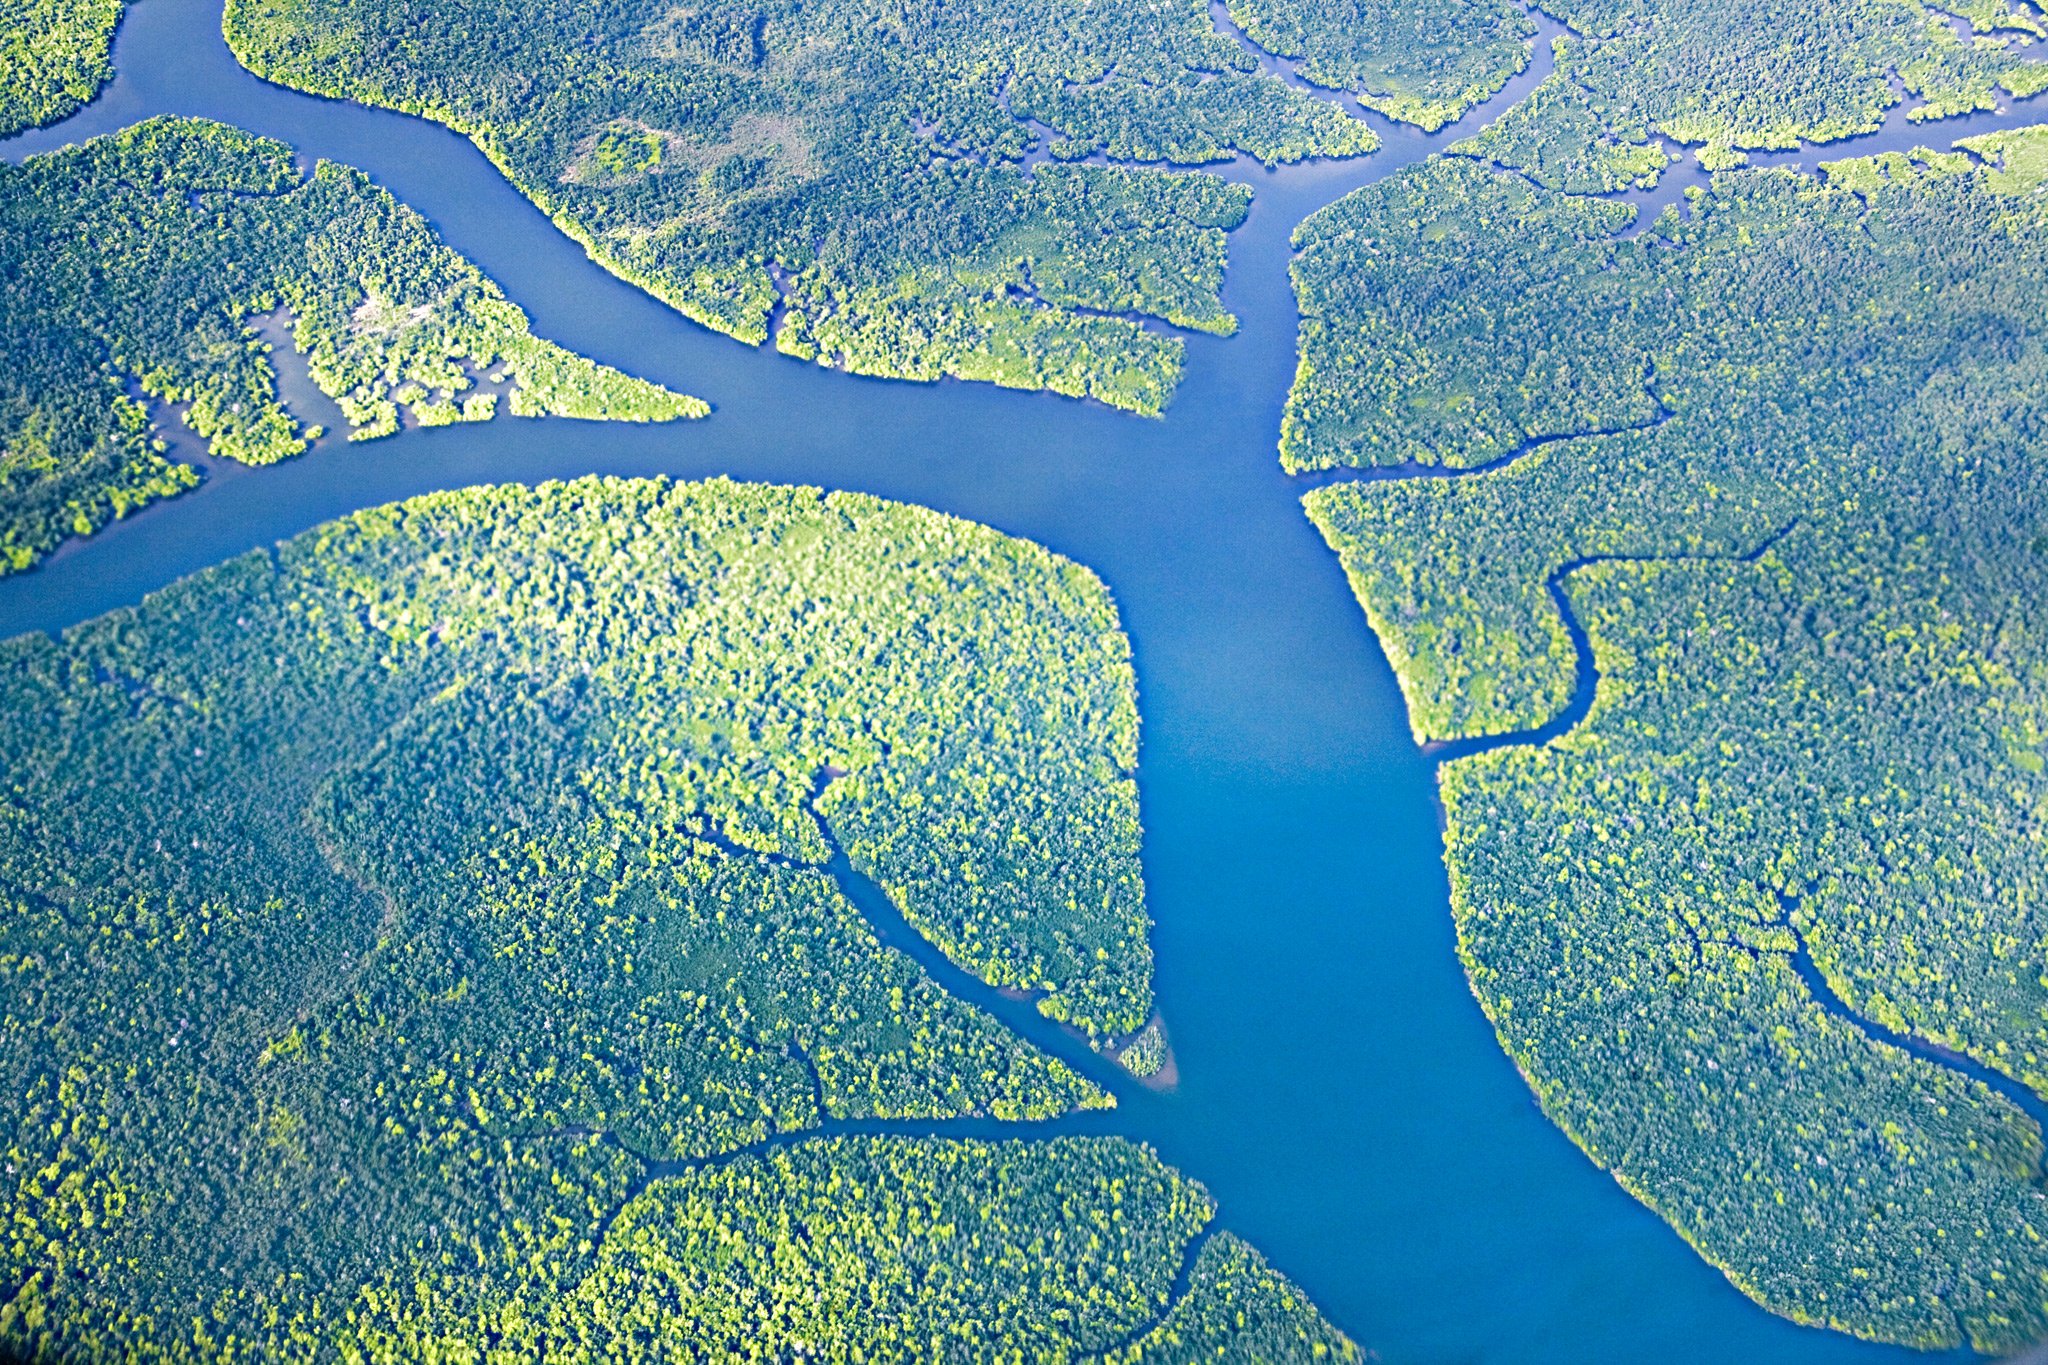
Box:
5 2 2038 1359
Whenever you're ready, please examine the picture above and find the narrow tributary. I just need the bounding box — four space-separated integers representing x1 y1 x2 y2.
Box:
683 767 1142 1100
1426 519 2048 1175
1788 934 2048 1168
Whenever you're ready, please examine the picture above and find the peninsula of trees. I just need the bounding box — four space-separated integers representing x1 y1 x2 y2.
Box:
0 118 701 573
0 476 1356 1361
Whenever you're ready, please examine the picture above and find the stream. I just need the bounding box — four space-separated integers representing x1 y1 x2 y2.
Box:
3 0 2042 1359
1422 517 2048 1159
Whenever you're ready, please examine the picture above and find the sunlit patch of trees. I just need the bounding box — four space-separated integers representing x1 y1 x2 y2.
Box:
340 1134 1264 1362
1100 1231 1359 1361
0 0 122 136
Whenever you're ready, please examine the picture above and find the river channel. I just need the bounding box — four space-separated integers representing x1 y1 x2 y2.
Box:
4 1 2042 1359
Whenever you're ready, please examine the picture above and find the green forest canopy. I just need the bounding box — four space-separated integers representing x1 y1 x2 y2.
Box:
0 475 1356 1360
1294 128 2048 1351
0 117 701 574
221 0 1377 414
0 0 122 137
1232 0 2045 153
348 1134 1358 1361
216 0 2048 418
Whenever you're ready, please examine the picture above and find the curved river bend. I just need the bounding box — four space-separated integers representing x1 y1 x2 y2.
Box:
3 3 2039 1360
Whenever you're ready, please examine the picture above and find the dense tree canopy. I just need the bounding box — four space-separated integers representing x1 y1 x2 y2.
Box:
0 118 701 572
335 1135 1355 1362
221 0 1381 412
0 476 1353 1360
215 0 2045 415
1224 0 1533 130
1232 0 2044 165
0 0 122 136
1294 131 2048 1350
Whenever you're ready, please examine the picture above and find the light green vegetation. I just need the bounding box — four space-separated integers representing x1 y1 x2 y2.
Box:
1293 132 2048 1349
0 117 701 573
336 1135 1322 1362
1233 0 2043 171
1118 1019 1171 1079
221 0 1380 414
1963 119 2048 185
0 476 1355 1359
1100 1232 1360 1362
0 0 122 136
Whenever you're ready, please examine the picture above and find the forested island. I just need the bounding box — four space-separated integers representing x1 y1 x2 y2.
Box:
0 476 1355 1361
1292 114 2048 1351
0 117 700 573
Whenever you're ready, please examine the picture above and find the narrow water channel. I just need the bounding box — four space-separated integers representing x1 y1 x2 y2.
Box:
1424 522 2048 1159
2 2 2038 1360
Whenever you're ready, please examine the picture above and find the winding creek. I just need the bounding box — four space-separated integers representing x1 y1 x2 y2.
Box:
1787 942 2048 1166
1423 516 2048 1159
5 1 2047 1359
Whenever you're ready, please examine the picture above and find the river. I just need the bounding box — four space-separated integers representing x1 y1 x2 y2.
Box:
1 1 2037 1359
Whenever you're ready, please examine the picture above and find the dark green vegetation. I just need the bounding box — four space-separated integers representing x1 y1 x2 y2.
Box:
0 118 702 573
220 0 1381 414
0 0 122 136
1446 52 1670 191
0 476 1355 1360
1295 131 2048 1349
1224 0 1533 131
1230 0 2044 167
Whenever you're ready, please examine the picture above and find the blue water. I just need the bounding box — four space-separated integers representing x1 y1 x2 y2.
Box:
1 2 2032 1359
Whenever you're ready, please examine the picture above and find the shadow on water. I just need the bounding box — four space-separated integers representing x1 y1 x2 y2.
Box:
2 1 2040 1360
